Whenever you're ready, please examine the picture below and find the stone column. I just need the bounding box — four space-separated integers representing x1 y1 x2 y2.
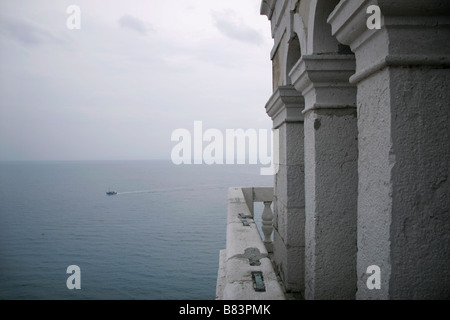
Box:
290 54 358 299
265 85 305 294
329 0 450 299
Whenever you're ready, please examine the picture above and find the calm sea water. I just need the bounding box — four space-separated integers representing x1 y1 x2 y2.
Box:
0 161 272 300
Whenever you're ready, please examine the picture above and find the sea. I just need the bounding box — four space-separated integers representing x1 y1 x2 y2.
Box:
0 160 273 300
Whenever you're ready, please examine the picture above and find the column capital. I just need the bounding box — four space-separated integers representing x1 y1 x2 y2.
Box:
265 85 305 129
328 0 450 84
289 54 356 113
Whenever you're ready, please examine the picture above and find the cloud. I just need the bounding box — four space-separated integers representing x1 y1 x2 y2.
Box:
0 16 63 46
0 0 273 161
212 10 264 45
118 15 152 35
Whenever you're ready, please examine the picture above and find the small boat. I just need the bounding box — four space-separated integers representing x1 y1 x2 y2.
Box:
106 190 118 196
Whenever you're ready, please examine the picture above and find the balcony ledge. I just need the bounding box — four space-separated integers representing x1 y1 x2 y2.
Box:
216 187 285 300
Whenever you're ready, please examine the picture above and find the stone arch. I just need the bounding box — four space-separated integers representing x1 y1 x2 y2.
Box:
285 33 301 85
285 5 308 86
307 0 341 54
292 9 308 56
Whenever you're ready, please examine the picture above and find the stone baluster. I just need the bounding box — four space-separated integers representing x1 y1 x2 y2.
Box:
261 201 274 253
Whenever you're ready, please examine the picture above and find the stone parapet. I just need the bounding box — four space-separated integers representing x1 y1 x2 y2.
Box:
216 187 285 300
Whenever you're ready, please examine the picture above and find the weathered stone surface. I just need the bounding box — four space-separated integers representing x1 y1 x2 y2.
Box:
217 188 285 300
266 85 305 294
329 0 450 299
224 0 450 300
303 108 358 300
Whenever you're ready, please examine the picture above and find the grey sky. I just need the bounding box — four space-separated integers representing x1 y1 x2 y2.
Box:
118 15 152 35
0 0 272 161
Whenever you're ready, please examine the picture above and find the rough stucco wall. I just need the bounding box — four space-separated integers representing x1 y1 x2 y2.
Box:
356 68 392 300
389 67 450 299
262 0 450 300
273 121 305 293
304 108 358 300
357 65 450 300
303 110 316 298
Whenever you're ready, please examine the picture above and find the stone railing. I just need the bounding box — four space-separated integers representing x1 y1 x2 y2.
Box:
216 187 285 300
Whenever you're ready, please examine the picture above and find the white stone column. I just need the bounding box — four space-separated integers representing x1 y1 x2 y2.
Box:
265 85 305 294
290 54 358 300
261 201 274 253
329 0 450 299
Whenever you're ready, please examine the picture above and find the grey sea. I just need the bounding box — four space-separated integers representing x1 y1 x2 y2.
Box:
0 161 272 300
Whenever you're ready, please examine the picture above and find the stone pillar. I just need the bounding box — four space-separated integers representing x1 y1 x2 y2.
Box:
290 54 358 299
265 85 305 294
329 0 450 299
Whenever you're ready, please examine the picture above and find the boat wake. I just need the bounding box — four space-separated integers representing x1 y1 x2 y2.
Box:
114 184 226 196
117 190 154 195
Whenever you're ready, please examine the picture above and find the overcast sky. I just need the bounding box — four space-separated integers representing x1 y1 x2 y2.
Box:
0 0 273 161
